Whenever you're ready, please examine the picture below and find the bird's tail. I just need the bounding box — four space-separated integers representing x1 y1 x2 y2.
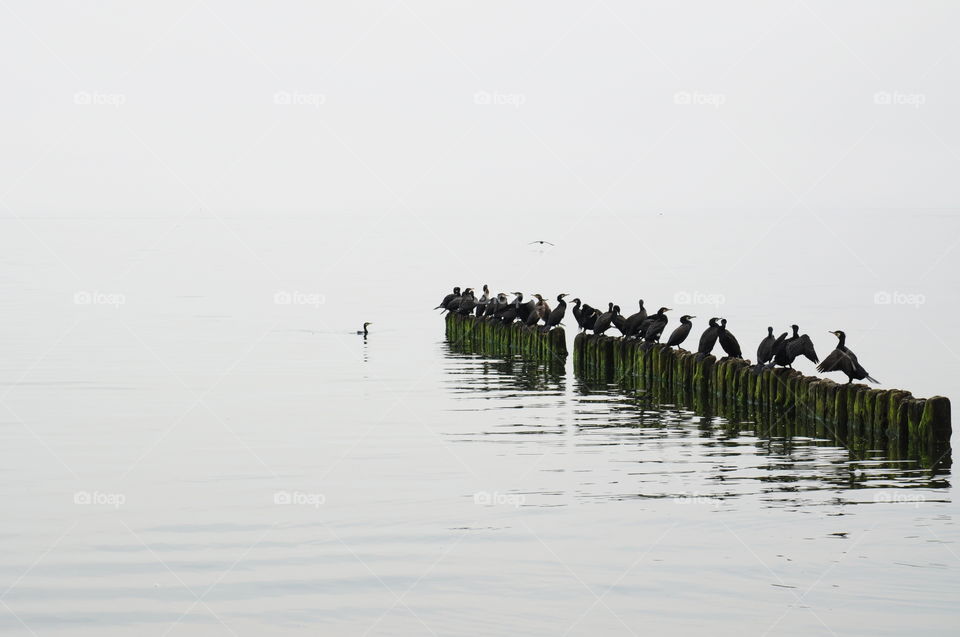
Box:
866 375 879 384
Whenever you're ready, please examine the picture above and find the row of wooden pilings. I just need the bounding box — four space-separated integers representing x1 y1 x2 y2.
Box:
442 313 951 467
444 312 567 364
574 333 951 467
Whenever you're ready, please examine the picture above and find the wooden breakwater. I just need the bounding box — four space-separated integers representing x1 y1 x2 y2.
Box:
444 313 567 363
574 334 952 466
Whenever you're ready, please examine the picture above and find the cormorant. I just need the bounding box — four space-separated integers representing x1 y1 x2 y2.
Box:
543 293 568 331
772 325 818 368
581 304 600 332
623 300 647 338
571 298 584 329
524 294 549 327
474 284 490 318
697 318 721 358
642 307 671 343
817 330 878 384
756 327 776 365
612 308 628 336
435 287 460 311
593 303 618 335
717 318 742 359
528 240 555 246
484 292 506 318
517 293 536 324
357 322 371 335
497 293 522 324
456 288 477 315
665 315 695 348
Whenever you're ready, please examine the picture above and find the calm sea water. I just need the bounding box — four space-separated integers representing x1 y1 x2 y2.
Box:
0 211 957 635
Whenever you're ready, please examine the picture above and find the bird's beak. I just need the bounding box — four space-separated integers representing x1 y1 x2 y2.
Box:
665 308 673 312
689 316 696 319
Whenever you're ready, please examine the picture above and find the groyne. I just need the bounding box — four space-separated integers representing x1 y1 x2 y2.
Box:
444 313 567 363
574 333 951 466
440 314 951 467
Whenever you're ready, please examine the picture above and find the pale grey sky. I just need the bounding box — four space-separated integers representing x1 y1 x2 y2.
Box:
1 1 958 218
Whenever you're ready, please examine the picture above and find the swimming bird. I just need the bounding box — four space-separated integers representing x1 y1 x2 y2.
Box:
697 318 721 358
817 330 878 384
665 315 695 348
642 307 671 343
357 322 371 335
543 293 568 331
435 286 460 311
717 318 742 359
623 300 648 338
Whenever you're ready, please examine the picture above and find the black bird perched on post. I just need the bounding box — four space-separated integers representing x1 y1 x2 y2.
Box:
525 294 550 327
571 298 584 329
717 318 742 359
357 322 371 336
456 288 477 315
581 304 600 332
484 292 506 318
543 293 568 331
446 287 469 314
516 293 536 324
497 293 522 324
665 315 695 348
756 327 776 365
642 307 671 343
435 287 460 311
612 309 628 336
623 300 647 338
752 326 777 373
593 303 618 335
817 330 879 384
697 318 721 358
772 324 818 368
474 284 490 318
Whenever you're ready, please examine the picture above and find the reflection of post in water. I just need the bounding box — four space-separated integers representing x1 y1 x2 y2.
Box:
443 338 566 388
573 333 951 470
